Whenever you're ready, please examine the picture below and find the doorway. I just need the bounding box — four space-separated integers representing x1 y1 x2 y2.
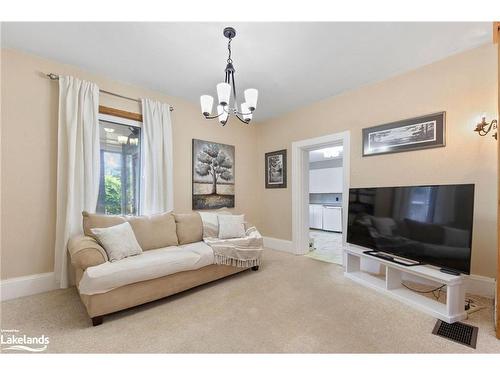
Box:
306 144 344 264
291 131 350 265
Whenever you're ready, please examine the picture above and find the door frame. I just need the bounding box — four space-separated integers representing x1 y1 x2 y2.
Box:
495 20 500 339
291 131 351 257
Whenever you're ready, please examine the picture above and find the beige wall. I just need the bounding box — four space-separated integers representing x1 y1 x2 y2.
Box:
0 48 259 280
1 43 498 280
256 43 498 278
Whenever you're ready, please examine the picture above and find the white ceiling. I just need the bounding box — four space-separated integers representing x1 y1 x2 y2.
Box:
1 22 492 121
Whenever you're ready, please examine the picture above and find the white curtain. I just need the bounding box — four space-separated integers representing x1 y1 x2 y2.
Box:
140 98 174 215
54 76 100 288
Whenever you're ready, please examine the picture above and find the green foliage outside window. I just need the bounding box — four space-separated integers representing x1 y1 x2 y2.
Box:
104 174 121 214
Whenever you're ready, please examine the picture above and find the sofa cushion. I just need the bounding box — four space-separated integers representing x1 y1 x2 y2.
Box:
218 214 246 239
174 212 203 244
83 211 178 251
91 222 143 262
83 211 125 238
198 208 232 238
78 242 214 295
127 212 178 250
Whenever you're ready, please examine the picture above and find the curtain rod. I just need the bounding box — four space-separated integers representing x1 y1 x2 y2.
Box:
46 73 174 112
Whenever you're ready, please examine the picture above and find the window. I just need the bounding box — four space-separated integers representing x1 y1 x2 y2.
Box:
407 186 436 222
96 114 142 215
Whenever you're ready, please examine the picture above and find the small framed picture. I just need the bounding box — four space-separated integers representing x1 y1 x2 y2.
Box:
362 112 446 157
265 149 287 189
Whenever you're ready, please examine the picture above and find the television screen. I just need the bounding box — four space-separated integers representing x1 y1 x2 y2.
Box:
347 184 474 274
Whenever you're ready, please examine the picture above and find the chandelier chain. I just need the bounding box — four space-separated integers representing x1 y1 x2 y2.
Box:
227 38 233 63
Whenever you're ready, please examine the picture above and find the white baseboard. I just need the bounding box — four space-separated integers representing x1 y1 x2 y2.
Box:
263 236 295 254
1 272 58 301
465 274 496 298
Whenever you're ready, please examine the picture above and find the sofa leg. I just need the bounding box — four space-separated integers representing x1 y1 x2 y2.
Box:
91 316 103 326
251 266 259 271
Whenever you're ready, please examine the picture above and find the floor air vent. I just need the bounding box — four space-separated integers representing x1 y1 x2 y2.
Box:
432 320 478 349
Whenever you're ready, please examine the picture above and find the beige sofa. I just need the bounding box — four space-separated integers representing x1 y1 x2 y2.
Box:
68 211 257 326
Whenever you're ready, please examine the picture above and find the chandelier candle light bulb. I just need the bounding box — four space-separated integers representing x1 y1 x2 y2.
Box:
244 89 258 111
216 83 231 106
199 27 258 126
200 95 214 116
241 102 252 122
217 105 229 125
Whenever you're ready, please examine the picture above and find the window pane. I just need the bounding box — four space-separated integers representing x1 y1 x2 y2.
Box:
407 187 432 222
96 120 141 215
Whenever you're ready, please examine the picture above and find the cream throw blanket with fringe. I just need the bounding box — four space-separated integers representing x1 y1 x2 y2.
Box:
203 227 263 268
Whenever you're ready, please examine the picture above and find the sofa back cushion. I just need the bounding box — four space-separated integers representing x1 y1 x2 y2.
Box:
127 212 178 250
82 211 178 251
83 211 125 237
174 212 203 244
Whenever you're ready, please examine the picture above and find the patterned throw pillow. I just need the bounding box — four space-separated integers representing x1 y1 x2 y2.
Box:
91 222 143 262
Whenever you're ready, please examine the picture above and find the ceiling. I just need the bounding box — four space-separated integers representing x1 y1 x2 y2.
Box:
1 22 492 121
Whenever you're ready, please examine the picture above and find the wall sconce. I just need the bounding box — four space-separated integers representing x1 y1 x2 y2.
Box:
474 114 497 140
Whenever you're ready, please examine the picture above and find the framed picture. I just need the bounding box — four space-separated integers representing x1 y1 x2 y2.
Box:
362 112 446 157
265 149 287 189
192 139 235 209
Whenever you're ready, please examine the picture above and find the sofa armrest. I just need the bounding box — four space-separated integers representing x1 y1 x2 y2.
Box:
68 235 108 270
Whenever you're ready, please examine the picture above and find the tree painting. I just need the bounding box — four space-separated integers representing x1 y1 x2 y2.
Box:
195 143 233 195
192 139 235 209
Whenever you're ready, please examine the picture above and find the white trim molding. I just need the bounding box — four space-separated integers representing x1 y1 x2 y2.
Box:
464 274 496 298
0 272 58 301
291 131 351 257
263 236 294 254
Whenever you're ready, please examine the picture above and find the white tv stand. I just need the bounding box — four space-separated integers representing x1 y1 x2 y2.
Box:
344 245 466 323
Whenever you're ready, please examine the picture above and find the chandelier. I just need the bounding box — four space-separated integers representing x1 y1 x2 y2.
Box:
200 27 258 126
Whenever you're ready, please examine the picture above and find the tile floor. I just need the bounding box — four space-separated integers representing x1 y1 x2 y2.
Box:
306 229 343 265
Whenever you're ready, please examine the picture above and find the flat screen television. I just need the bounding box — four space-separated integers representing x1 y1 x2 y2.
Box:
347 184 474 274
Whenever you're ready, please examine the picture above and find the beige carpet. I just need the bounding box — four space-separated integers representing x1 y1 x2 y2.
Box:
1 249 499 353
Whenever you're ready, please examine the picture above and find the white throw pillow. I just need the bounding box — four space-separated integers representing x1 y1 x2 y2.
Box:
218 214 246 239
91 222 143 262
199 212 219 238
199 209 232 238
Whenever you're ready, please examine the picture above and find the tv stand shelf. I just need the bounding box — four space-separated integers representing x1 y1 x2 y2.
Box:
344 245 466 323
